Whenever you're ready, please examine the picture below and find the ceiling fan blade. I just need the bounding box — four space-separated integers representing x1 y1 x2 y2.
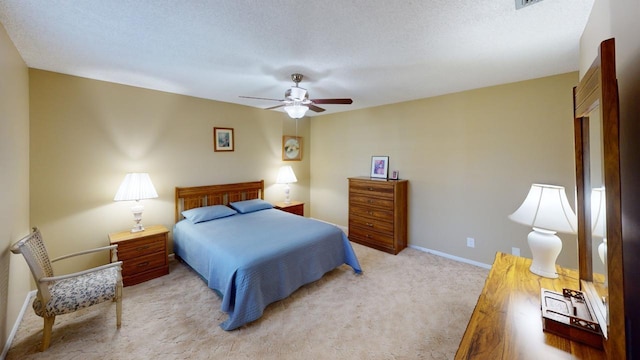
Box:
308 104 326 113
310 98 353 105
239 96 284 102
265 104 286 110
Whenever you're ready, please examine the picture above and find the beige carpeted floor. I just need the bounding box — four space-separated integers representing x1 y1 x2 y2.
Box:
6 243 488 360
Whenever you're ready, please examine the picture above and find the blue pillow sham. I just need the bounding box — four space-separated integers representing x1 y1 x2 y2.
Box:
229 199 273 214
182 205 237 223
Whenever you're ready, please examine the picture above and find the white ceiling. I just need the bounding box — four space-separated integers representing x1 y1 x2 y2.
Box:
0 0 594 117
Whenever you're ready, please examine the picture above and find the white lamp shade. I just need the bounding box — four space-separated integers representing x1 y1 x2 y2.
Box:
276 166 298 184
114 173 158 201
591 187 606 238
284 104 308 119
508 184 577 234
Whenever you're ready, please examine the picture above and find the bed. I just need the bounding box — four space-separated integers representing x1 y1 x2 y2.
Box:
173 180 362 330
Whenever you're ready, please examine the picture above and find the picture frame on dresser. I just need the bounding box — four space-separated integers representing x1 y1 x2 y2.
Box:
370 156 389 179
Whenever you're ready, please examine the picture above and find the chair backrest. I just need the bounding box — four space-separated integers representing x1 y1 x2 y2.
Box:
10 227 55 283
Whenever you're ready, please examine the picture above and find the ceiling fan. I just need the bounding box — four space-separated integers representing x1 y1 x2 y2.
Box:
240 73 353 118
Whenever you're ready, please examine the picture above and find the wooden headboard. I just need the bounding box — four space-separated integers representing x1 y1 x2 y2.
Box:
175 180 265 222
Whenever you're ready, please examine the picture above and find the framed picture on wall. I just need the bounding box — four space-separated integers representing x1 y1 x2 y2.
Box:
370 156 389 179
214 127 234 152
282 135 302 161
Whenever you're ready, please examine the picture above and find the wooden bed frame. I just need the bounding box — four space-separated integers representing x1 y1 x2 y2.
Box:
175 180 264 223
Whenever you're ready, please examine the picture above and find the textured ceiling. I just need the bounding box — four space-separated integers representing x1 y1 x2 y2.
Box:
0 0 594 116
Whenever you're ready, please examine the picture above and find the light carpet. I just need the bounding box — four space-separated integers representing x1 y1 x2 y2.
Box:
6 243 488 360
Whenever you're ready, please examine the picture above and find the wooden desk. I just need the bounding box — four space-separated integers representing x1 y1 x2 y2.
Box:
455 252 605 359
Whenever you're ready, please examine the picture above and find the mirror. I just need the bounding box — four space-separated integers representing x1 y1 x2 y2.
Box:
573 38 625 358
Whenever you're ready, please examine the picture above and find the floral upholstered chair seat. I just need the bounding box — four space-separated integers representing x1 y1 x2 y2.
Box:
33 266 120 317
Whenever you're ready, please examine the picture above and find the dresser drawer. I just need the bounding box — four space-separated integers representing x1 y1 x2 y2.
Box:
349 181 395 198
349 226 394 248
349 194 394 209
117 234 166 260
349 204 394 222
122 251 166 277
349 215 394 235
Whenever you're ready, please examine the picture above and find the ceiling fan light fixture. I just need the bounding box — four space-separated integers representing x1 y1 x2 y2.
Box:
284 104 308 119
288 87 307 101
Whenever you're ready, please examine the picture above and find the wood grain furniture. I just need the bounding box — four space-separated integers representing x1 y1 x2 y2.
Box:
455 252 605 359
273 200 304 216
108 225 169 286
573 38 626 358
173 180 361 330
11 227 122 351
348 177 408 255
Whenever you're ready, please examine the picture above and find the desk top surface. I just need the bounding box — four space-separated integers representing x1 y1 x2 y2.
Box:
455 252 606 360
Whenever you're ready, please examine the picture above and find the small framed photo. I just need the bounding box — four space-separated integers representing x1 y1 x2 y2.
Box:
282 135 302 161
370 156 389 179
214 127 234 152
390 170 399 180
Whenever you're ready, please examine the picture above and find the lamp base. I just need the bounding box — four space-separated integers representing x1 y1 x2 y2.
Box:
528 228 562 278
130 202 145 233
283 184 291 204
130 224 145 233
598 238 607 265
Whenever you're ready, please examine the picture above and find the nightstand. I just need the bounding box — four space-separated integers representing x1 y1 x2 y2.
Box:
273 201 304 216
108 225 169 286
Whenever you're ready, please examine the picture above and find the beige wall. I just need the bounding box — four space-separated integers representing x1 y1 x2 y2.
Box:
310 72 579 267
0 24 30 354
29 69 310 274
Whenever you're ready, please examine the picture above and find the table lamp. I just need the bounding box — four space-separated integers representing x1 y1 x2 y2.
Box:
508 184 577 278
114 173 158 232
276 166 297 204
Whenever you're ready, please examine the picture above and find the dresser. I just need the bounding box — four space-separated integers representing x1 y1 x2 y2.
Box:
455 252 606 359
108 225 169 286
348 177 408 255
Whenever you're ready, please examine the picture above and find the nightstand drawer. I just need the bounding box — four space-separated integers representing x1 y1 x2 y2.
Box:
117 234 166 260
273 201 304 216
122 251 166 277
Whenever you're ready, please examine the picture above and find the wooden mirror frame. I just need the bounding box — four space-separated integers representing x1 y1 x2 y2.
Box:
573 38 625 358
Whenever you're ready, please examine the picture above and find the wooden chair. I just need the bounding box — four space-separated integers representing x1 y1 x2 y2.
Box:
10 227 123 351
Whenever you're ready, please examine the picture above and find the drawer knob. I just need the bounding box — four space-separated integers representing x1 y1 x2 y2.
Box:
366 234 373 238
366 223 373 227
367 211 373 215
368 187 374 191
137 261 150 267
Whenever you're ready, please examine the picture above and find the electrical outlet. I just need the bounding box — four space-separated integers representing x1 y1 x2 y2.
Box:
512 247 521 256
466 237 475 248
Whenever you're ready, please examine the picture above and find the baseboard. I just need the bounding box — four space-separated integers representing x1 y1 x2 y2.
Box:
309 217 490 269
2 290 36 359
409 245 492 269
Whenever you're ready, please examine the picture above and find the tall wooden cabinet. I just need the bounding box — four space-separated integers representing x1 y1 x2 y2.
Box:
348 177 408 254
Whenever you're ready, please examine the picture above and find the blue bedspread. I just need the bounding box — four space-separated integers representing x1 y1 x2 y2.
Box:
173 208 361 330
